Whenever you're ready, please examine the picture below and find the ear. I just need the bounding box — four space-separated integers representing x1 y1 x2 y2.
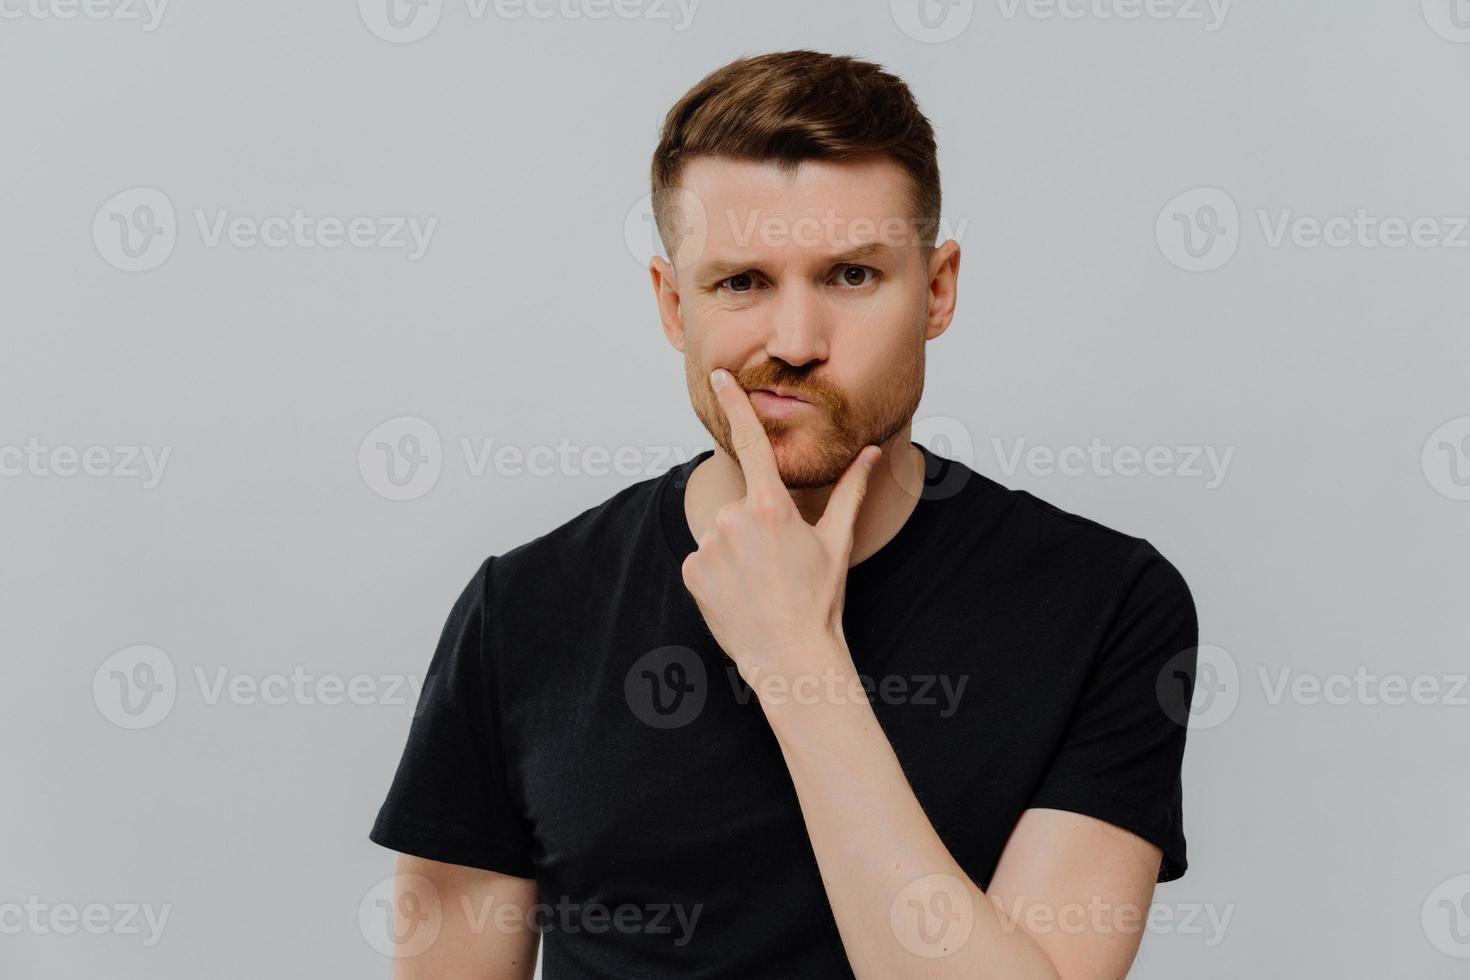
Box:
649 255 687 352
924 239 961 342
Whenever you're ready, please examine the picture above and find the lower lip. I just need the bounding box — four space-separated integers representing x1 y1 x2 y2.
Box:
749 389 813 419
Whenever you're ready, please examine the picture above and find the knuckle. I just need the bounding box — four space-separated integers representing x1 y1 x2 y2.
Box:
750 492 785 515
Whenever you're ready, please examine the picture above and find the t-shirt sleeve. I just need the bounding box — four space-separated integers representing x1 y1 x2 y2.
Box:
1026 540 1199 882
368 556 536 878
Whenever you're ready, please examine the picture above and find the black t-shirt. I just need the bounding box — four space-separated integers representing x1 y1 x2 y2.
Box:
370 442 1199 978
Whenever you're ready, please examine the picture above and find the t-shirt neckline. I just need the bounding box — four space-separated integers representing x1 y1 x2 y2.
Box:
658 442 958 596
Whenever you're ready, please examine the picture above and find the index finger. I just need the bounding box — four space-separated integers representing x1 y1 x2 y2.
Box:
711 368 782 494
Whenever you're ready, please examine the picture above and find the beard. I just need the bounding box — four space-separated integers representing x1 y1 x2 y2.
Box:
687 345 926 489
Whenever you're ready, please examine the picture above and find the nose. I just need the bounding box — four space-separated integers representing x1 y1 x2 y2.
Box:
763 285 830 367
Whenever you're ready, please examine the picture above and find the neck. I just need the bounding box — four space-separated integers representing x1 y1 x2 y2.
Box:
683 427 927 567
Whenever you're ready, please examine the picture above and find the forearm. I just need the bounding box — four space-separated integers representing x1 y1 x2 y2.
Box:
759 640 1061 980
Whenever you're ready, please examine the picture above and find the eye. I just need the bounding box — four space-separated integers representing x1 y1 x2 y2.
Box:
833 264 879 288
715 272 763 293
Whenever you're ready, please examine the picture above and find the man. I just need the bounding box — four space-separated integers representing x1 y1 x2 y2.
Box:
369 49 1199 979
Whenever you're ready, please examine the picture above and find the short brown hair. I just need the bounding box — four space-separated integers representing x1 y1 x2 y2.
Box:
650 50 942 258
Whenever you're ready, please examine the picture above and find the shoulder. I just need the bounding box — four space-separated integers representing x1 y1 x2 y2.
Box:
992 475 1188 581
954 469 1195 626
480 465 675 592
1007 485 1197 648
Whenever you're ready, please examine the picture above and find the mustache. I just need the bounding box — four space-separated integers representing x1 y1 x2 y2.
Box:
730 364 845 412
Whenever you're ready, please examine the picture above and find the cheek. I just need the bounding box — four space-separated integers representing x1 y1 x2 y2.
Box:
836 296 924 368
685 312 764 368
840 281 918 335
681 322 719 372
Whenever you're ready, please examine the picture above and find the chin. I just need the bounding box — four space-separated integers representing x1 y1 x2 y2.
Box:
769 429 860 489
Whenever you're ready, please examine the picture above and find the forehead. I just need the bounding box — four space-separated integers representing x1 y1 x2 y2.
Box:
680 153 912 220
671 154 918 268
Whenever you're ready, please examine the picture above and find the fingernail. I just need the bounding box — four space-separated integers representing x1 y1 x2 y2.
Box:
710 368 730 390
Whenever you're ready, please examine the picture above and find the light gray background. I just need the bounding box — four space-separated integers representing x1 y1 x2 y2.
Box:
3 1 1468 976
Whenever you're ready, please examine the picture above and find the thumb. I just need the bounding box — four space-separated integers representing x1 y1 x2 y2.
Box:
817 445 880 549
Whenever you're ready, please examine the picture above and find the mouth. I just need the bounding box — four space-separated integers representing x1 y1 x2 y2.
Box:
749 387 814 418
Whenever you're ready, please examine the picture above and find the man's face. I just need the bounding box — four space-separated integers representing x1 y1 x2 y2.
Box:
653 153 952 489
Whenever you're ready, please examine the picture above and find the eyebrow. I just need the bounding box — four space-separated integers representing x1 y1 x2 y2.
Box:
692 241 898 282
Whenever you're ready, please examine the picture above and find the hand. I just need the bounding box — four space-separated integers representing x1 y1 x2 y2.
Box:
680 368 880 684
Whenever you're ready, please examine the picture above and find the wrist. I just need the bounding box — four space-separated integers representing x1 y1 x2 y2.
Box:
748 635 868 732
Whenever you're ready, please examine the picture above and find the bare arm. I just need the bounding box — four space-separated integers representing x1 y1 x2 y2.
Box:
765 654 1162 978
388 854 539 980
986 807 1162 978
